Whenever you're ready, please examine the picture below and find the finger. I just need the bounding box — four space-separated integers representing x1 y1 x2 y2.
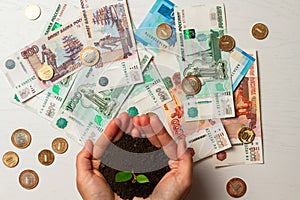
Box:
150 115 177 160
93 118 121 159
140 114 161 147
117 112 134 134
177 141 194 181
76 140 93 176
131 116 142 138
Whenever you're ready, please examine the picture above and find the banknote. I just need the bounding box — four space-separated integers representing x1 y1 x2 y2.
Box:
52 50 152 144
174 4 235 121
213 50 264 167
12 1 80 120
160 69 231 162
1 17 86 102
79 0 143 92
134 0 176 51
230 47 255 91
120 61 172 115
43 0 80 35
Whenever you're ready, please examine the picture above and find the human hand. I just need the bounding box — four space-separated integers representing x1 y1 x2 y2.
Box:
76 117 124 200
132 114 194 200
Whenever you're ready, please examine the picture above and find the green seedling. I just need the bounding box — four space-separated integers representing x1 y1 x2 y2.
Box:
115 170 150 184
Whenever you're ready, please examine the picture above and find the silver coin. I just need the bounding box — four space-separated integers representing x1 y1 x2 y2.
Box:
99 76 109 86
5 59 16 69
80 46 100 66
24 4 41 20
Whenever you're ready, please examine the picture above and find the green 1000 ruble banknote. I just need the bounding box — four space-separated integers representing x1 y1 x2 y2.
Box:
213 51 264 167
52 50 152 145
120 61 172 115
174 4 235 121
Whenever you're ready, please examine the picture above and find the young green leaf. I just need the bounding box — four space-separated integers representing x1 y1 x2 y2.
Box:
115 171 132 182
136 175 150 183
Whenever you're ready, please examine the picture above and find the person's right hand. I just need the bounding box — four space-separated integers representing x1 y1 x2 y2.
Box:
132 114 194 200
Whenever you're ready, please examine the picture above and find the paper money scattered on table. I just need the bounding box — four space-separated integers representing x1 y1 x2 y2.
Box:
175 4 235 121
120 61 172 115
1 17 86 102
160 67 231 161
79 0 143 92
52 50 152 144
213 51 264 167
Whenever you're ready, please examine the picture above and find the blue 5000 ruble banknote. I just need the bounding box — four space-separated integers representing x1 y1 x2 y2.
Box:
1 17 86 102
79 0 143 92
213 51 264 167
175 4 235 121
52 50 152 144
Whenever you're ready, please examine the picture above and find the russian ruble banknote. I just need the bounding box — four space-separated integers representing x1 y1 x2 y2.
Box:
12 0 81 120
79 0 143 92
43 0 80 35
213 51 264 167
160 68 231 162
230 47 255 91
135 0 176 51
120 61 172 115
52 50 152 145
174 4 235 121
1 17 86 102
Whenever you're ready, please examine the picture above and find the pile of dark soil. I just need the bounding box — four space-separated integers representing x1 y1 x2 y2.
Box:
99 133 170 200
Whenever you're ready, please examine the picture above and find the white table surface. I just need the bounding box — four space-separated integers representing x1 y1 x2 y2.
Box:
1 0 300 199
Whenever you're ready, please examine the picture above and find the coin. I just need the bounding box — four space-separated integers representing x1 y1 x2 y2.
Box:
38 149 55 166
238 127 255 144
11 129 32 149
156 23 173 40
98 76 109 86
218 35 235 52
252 23 269 40
181 75 202 95
24 4 41 20
19 169 39 190
52 138 68 154
226 177 247 198
80 46 101 66
2 151 19 168
37 64 54 80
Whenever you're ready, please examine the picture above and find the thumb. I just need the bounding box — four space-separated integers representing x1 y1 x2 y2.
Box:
76 140 94 173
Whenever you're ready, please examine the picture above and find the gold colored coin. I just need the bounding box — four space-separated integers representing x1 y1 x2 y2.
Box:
252 23 269 40
218 35 235 52
181 75 202 95
52 137 68 154
156 23 173 40
19 169 39 190
226 177 247 198
80 46 100 66
37 64 54 80
2 151 19 168
11 129 32 149
238 127 255 144
38 149 55 166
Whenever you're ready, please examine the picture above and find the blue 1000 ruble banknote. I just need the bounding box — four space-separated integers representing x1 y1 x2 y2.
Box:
1 17 86 102
52 50 152 144
175 4 235 121
79 0 143 92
